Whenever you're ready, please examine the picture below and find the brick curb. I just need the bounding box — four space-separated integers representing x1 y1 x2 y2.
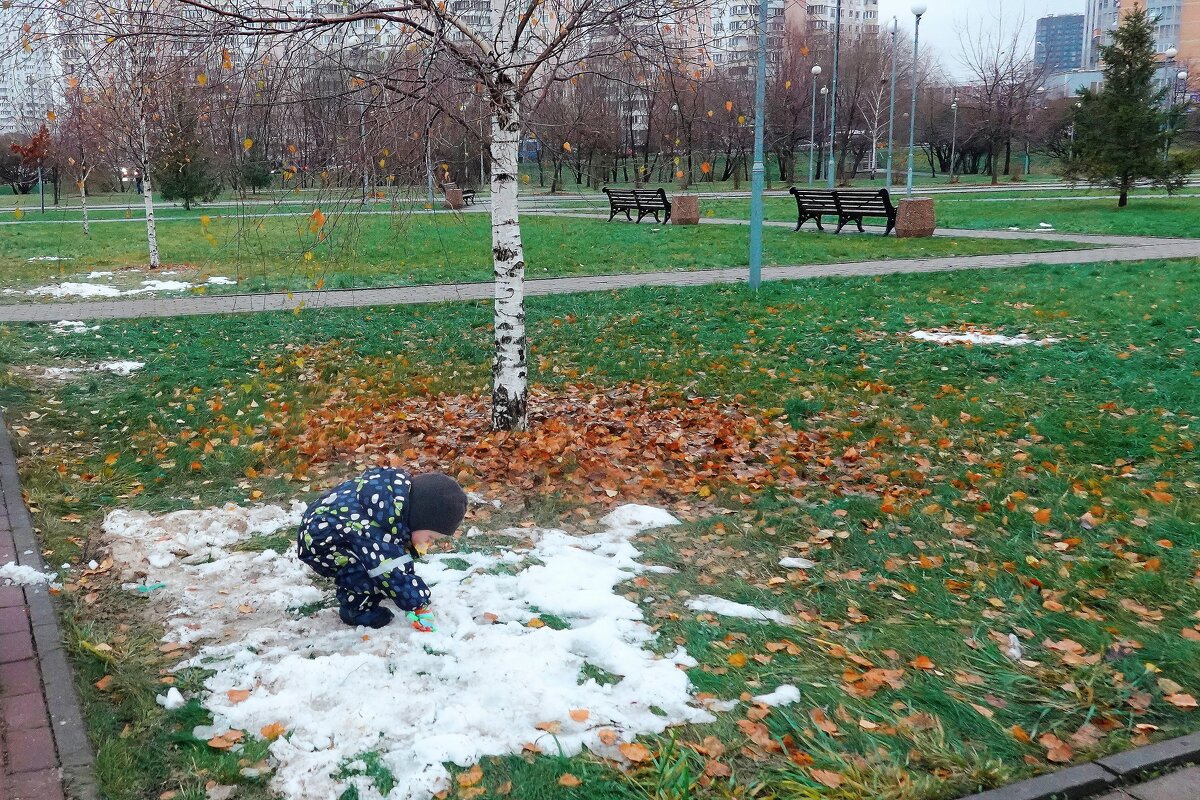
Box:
958 733 1200 800
0 411 100 800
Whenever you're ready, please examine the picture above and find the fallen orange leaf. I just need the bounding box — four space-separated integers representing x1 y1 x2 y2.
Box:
457 764 484 787
558 773 582 787
619 742 652 763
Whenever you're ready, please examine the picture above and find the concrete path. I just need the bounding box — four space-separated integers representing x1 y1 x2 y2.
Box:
0 234 1197 323
1091 766 1200 800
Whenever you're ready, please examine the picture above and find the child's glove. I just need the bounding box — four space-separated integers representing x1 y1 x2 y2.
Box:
407 607 436 633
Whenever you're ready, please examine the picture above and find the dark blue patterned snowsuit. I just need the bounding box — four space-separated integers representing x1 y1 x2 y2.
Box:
297 468 432 614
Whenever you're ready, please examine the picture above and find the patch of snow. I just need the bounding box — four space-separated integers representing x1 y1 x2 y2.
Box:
42 361 145 378
27 282 125 298
1005 633 1023 661
102 502 708 800
686 595 795 625
23 279 197 298
138 280 194 292
753 685 801 707
156 687 186 709
26 255 73 262
1038 222 1055 229
206 276 237 285
779 557 815 570
87 271 114 279
909 330 1060 347
52 320 98 334
0 562 57 585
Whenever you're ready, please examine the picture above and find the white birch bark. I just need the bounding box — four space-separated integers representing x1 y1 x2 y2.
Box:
489 87 528 431
138 114 160 269
78 172 90 236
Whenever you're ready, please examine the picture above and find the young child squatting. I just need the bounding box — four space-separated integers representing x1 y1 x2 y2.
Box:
297 468 468 631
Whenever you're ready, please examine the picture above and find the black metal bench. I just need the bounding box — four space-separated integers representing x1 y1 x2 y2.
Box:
789 187 898 236
603 187 672 224
441 182 476 205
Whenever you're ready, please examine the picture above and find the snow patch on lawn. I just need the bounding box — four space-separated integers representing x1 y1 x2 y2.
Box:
909 330 1060 347
18 276 236 298
103 501 709 800
779 557 815 570
41 361 144 378
26 255 74 262
753 685 801 707
686 595 795 625
0 562 57 585
52 320 99 334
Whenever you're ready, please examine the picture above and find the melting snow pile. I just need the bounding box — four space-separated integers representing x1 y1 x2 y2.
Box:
103 501 710 800
27 256 74 262
1 562 57 585
686 595 795 625
16 276 235 298
909 330 1060 347
753 685 801 707
42 361 144 378
52 320 99 334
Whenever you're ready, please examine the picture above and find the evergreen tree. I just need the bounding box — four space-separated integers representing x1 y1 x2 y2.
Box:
1066 6 1192 207
156 104 222 210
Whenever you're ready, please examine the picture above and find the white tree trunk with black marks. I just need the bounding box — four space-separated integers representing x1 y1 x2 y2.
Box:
138 113 160 269
79 172 90 236
489 87 527 432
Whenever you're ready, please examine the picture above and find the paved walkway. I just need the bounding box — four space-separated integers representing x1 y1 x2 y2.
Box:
0 417 96 799
1091 766 1200 800
0 230 1197 323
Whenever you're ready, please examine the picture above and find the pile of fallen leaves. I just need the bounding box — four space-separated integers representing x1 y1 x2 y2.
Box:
288 383 881 505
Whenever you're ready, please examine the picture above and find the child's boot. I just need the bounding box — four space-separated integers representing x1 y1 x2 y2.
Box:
339 605 394 629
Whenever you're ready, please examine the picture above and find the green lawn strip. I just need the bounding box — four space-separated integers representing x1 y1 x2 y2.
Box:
0 257 1196 799
0 213 1082 298
701 194 1200 237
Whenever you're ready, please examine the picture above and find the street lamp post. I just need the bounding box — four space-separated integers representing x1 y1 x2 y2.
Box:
905 3 927 197
747 0 770 290
885 16 899 188
949 96 958 183
826 0 842 189
1167 69 1189 157
808 65 822 185
1163 46 1178 107
820 86 829 180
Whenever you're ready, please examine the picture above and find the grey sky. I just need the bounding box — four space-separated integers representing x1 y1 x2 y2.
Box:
875 0 1085 78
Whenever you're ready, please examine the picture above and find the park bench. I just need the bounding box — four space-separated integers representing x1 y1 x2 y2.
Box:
788 187 898 236
602 187 672 224
441 182 476 205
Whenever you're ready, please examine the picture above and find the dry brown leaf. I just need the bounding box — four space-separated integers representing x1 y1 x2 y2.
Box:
597 729 619 746
911 655 935 670
569 708 589 723
260 722 286 741
558 774 582 787
457 764 484 787
618 742 652 763
810 769 843 788
704 759 731 778
94 675 114 692
1165 693 1198 709
535 720 561 734
226 689 251 705
496 782 512 796
459 789 486 800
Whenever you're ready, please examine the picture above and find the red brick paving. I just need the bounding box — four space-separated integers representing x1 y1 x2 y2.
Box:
7 768 66 800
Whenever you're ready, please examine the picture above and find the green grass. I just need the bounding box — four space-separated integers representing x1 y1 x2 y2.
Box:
0 256 1197 799
0 211 1083 298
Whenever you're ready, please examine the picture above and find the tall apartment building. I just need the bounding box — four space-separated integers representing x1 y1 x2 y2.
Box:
0 9 62 135
1086 0 1200 69
1035 14 1084 72
710 0 789 71
802 0 879 37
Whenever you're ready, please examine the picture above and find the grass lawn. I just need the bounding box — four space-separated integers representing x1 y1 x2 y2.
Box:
0 256 1197 799
699 193 1200 238
0 211 1084 298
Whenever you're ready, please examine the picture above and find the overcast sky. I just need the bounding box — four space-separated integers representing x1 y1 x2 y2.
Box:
875 0 1085 78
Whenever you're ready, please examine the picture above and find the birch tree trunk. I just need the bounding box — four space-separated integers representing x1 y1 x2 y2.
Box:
79 173 89 236
489 88 528 431
139 116 161 269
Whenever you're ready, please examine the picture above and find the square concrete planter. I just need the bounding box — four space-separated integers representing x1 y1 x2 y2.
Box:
443 188 465 210
672 194 699 225
896 197 936 238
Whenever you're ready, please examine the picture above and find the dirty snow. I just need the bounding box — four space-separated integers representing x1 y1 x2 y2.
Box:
26 255 74 262
103 502 709 800
205 276 237 285
779 557 815 570
753 685 801 707
42 361 144 378
88 271 114 278
19 276 236 298
686 595 795 625
52 320 99 334
909 330 1060 347
0 562 57 585
156 687 186 710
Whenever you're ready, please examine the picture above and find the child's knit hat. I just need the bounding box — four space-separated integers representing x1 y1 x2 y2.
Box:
408 472 469 535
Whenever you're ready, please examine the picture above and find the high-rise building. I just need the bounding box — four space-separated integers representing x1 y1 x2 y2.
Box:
1087 0 1200 70
1035 14 1084 72
803 0 879 38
